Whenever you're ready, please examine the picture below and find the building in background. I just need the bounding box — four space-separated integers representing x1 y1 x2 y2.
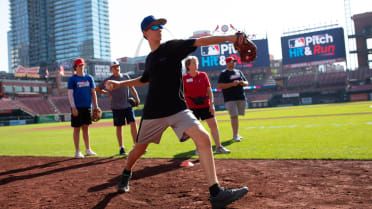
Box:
8 0 111 72
349 12 372 69
7 31 12 73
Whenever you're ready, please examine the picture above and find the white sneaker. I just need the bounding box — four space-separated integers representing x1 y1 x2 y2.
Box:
75 151 85 159
86 149 97 156
215 146 231 154
233 136 241 142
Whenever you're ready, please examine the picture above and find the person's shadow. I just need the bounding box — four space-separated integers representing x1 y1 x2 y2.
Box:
89 140 234 209
0 157 120 186
91 191 120 209
220 140 234 150
88 157 188 193
0 157 74 177
89 157 195 209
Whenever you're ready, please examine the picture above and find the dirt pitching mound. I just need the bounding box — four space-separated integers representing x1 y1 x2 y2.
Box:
0 157 371 209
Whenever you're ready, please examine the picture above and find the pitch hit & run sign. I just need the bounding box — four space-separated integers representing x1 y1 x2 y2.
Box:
281 27 346 68
192 39 270 71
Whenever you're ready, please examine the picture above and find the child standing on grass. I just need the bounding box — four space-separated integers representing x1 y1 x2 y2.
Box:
67 58 100 159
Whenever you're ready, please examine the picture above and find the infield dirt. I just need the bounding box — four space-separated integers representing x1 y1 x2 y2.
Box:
0 157 371 209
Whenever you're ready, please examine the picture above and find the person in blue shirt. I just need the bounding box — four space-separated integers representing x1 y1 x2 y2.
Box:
67 58 100 159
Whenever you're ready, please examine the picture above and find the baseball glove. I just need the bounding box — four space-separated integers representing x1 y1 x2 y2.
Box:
234 31 257 63
128 97 139 107
92 108 102 122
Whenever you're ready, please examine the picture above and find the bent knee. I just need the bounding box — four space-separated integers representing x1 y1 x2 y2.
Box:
186 125 211 144
195 131 212 148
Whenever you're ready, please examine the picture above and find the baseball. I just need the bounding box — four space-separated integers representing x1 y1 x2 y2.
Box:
105 81 114 91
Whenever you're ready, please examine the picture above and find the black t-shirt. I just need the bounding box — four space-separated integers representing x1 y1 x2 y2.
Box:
218 69 247 102
140 39 197 119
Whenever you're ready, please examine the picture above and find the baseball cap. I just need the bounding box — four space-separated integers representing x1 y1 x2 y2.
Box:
111 60 119 67
141 15 167 32
74 58 85 66
225 56 237 63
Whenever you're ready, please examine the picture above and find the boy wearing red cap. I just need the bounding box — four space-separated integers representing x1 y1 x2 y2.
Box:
68 58 100 158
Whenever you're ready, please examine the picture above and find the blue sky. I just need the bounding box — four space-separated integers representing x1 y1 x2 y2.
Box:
0 0 371 72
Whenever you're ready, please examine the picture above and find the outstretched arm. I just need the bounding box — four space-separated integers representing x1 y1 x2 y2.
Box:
95 86 108 94
106 76 147 90
194 35 237 47
120 76 146 87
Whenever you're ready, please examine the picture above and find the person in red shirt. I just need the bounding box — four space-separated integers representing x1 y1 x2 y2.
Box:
183 56 230 154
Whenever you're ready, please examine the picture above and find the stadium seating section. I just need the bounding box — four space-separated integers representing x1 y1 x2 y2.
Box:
0 68 371 116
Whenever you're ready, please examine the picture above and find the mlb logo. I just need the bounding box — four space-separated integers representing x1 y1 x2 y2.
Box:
288 37 305 48
201 45 220 56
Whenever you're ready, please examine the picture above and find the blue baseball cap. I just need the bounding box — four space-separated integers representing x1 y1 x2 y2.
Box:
141 15 167 32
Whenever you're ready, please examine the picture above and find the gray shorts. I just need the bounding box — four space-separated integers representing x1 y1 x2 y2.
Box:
225 100 246 117
136 109 200 144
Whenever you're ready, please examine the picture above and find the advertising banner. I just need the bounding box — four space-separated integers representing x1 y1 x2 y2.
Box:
14 66 40 78
93 64 111 80
281 27 346 67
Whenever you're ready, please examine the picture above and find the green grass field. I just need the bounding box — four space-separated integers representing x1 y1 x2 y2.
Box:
0 101 371 159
